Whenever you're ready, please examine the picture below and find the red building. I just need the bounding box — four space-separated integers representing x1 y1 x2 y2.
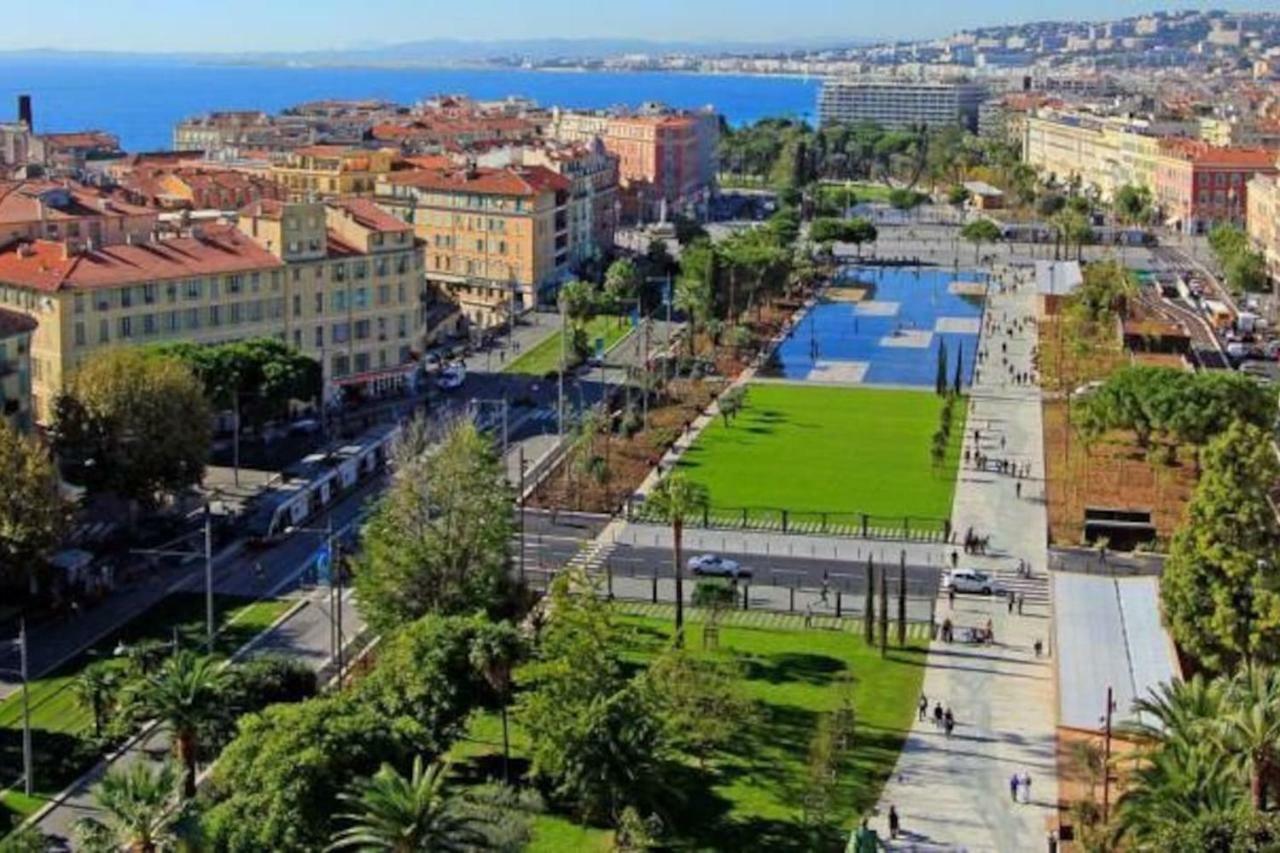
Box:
1155 140 1279 235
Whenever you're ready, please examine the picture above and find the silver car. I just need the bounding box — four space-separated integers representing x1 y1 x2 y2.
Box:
686 554 751 579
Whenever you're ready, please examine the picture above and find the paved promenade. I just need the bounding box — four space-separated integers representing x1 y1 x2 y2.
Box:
875 268 1058 852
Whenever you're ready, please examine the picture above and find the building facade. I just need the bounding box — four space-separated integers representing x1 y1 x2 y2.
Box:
1154 141 1277 234
0 198 440 423
377 164 571 328
817 78 988 131
0 308 35 433
548 107 718 222
269 146 398 202
1246 172 1280 283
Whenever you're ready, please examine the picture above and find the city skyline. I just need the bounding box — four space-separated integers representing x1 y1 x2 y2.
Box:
0 0 1276 54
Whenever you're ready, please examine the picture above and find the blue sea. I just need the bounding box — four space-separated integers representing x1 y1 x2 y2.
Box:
0 60 819 152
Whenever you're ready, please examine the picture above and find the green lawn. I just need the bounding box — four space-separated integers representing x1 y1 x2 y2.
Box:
675 384 965 527
450 611 926 851
503 315 634 376
817 181 896 206
0 593 288 823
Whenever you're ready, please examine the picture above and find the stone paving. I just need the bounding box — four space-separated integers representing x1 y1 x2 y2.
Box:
873 267 1059 852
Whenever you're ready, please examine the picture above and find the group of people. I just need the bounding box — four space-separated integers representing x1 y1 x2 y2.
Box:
960 528 990 555
937 616 994 645
1009 770 1034 805
918 695 957 738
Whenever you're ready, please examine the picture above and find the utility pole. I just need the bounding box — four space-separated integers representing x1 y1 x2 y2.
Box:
204 503 214 652
1102 685 1116 824
232 393 240 488
558 293 566 440
518 445 527 584
19 621 31 797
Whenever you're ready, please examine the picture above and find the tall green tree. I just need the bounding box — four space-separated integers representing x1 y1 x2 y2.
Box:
1162 421 1280 671
329 757 490 853
468 621 526 784
132 650 229 798
146 338 320 430
646 475 710 643
645 647 754 769
0 420 67 593
960 218 1002 263
354 419 514 634
517 569 669 824
51 349 211 509
603 258 642 311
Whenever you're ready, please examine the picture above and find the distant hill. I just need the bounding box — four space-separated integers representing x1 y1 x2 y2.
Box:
0 37 872 68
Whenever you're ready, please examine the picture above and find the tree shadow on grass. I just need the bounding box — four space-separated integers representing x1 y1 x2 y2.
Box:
740 651 845 687
0 725 95 797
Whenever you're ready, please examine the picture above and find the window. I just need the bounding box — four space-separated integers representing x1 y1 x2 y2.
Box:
185 308 201 330
186 280 202 300
314 326 324 347
209 305 221 327
227 275 243 295
120 288 133 309
293 329 302 348
333 291 347 312
166 311 180 332
354 319 370 340
249 301 263 323
293 294 302 317
250 272 260 291
292 267 301 282
376 317 387 340
354 262 367 280
354 288 368 309
398 314 408 338
142 314 157 336
74 322 86 347
118 316 133 338
398 283 406 304
333 322 350 344
229 303 242 325
354 352 370 373
378 285 390 305
98 319 109 343
166 283 178 303
74 294 85 315
333 263 346 282
332 354 349 378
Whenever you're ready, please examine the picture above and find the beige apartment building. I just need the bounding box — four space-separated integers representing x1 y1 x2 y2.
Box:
0 197 440 424
377 164 571 329
0 180 157 251
269 146 398 201
0 307 35 432
1247 171 1280 285
1022 110 1168 199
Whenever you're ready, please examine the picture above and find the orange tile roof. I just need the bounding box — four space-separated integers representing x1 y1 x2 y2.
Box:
1159 138 1279 168
382 164 569 197
239 199 286 220
292 144 357 158
39 131 119 149
0 225 282 293
329 197 411 233
0 180 154 225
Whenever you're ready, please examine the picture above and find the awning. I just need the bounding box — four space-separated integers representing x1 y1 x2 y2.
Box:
331 363 418 387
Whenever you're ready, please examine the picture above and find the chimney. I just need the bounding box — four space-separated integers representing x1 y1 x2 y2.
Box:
17 95 32 129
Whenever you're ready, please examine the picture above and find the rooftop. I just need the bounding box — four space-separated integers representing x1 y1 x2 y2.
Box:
382 164 570 197
0 224 282 293
329 197 411 233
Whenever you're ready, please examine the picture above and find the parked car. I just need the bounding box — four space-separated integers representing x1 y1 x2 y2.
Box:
942 568 1004 596
687 554 751 579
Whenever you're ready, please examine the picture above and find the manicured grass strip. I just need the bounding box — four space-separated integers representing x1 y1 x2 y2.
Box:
817 181 896 205
676 383 965 523
615 603 932 639
451 611 925 848
503 315 634 376
0 593 289 814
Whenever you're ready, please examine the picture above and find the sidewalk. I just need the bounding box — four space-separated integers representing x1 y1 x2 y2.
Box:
875 268 1058 852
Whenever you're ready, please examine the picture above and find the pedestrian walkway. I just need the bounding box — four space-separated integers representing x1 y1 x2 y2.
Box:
875 268 1058 852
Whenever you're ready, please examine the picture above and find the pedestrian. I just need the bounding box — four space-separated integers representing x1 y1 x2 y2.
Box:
949 586 956 608
944 708 955 738
951 549 959 569
1009 773 1019 802
820 572 830 605
804 603 813 629
933 702 944 728
1020 771 1032 804
942 617 953 642
918 694 928 722
1034 638 1043 658
1016 481 1022 499
1000 435 1006 450
985 618 995 644
888 805 900 840
1007 594 1015 614
1018 593 1025 615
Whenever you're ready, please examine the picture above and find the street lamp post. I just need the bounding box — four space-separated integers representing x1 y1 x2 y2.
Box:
132 500 218 651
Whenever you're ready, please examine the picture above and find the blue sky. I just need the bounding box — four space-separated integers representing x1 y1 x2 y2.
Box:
3 0 1275 52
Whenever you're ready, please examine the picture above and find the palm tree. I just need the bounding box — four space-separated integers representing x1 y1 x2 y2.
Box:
74 663 119 739
469 623 525 785
1218 665 1280 811
646 474 710 644
74 761 187 853
329 757 489 853
133 651 227 798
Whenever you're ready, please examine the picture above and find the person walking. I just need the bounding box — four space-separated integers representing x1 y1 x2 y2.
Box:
888 805 901 840
1009 773 1019 802
985 618 995 644
951 549 959 569
918 694 929 722
949 586 956 608
1017 593 1025 615
933 702 944 729
943 707 955 738
1007 594 1015 615
1016 481 1022 499
1019 771 1033 804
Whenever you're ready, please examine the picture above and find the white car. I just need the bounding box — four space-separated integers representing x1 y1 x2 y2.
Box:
686 554 751 579
436 365 466 391
942 568 1004 596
